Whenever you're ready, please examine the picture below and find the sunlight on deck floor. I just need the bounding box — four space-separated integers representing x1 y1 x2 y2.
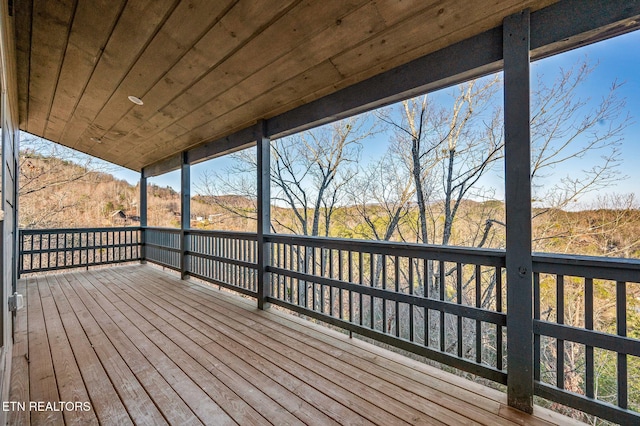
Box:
9 264 582 425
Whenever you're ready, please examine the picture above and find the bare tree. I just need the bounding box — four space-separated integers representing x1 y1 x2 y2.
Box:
19 134 117 228
379 75 503 247
197 114 379 236
375 59 629 253
345 150 415 241
530 59 630 218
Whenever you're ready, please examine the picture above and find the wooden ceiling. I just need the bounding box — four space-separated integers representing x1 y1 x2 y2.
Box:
14 0 557 172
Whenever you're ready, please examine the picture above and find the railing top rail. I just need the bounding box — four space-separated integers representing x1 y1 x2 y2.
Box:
266 233 506 266
186 229 258 240
20 226 142 234
532 252 640 282
144 226 182 234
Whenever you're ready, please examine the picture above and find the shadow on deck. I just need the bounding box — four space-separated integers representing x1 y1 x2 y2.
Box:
9 264 581 425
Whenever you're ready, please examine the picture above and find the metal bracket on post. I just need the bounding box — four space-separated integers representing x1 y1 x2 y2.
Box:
256 120 271 310
504 9 534 413
8 292 24 312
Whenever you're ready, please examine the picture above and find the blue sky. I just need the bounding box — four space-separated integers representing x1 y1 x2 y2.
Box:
56 29 640 206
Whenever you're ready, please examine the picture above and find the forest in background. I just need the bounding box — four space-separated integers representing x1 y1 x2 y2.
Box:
17 149 640 259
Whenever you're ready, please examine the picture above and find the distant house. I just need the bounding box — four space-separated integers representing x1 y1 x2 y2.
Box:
110 210 139 225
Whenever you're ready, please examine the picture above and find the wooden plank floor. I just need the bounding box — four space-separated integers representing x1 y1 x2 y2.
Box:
9 264 583 425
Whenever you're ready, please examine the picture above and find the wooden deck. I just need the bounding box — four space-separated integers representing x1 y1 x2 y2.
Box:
9 264 581 425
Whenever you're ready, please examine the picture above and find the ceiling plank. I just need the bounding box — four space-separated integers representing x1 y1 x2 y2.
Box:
16 0 639 173
26 0 75 136
43 0 127 143
169 1 387 138
330 0 556 80
139 0 495 158
127 0 556 168
148 60 344 163
81 0 237 150
59 0 180 149
126 0 370 147
14 0 32 128
105 0 301 150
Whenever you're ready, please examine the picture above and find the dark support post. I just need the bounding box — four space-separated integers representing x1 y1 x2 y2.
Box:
139 174 147 263
504 10 534 413
256 120 271 310
180 152 190 279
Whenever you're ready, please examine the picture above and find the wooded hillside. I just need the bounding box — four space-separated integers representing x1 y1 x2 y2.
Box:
18 151 640 260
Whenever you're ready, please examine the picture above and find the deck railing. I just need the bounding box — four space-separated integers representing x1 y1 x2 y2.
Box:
266 234 507 383
19 227 141 275
17 226 640 423
186 229 258 297
532 254 640 424
144 227 181 271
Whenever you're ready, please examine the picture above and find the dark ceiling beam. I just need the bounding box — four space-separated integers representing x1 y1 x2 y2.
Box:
267 26 503 140
186 124 258 165
143 124 259 178
530 0 640 60
142 0 640 178
269 0 640 140
142 154 182 179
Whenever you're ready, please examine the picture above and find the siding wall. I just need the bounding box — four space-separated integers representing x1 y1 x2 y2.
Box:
0 2 21 421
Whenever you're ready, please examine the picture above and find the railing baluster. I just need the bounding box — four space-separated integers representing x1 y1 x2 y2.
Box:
28 234 32 273
394 255 399 338
348 250 353 324
382 254 387 333
370 252 374 329
56 232 60 268
304 245 309 309
439 260 445 353
321 247 327 314
43 233 48 270
584 277 594 399
617 280 627 409
289 243 294 303
359 251 363 327
424 257 429 347
241 238 245 289
475 264 482 364
534 271 542 376
496 266 503 371
338 249 344 320
556 274 565 390
457 262 463 358
409 258 414 342
312 246 317 311
329 248 334 316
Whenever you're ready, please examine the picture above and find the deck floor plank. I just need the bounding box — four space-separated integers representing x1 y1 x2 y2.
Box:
130 270 422 425
181 280 520 426
36 276 98 425
105 268 374 425
134 271 464 425
75 269 264 426
55 273 168 425
64 271 211 426
53 270 202 425
10 264 584 426
93 268 315 426
46 274 133 426
27 276 64 425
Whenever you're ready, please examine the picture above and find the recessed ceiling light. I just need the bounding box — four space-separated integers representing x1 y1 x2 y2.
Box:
90 137 102 144
128 95 144 105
